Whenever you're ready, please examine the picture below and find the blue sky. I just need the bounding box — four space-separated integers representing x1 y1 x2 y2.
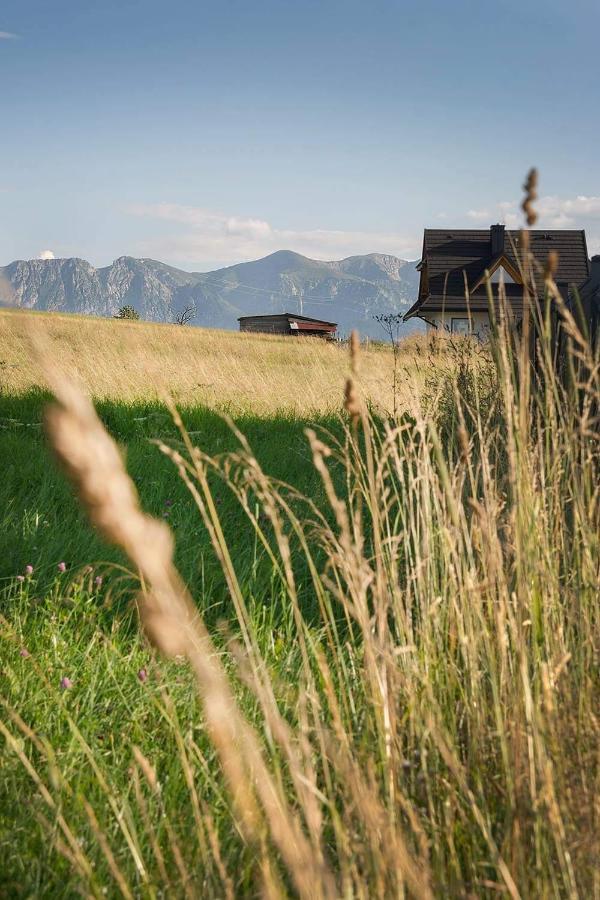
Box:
1 0 599 269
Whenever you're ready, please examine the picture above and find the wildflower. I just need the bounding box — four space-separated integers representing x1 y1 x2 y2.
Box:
58 561 67 573
16 575 25 582
162 510 170 518
137 667 148 683
60 677 73 690
94 575 103 587
164 498 173 507
19 648 30 658
25 565 34 576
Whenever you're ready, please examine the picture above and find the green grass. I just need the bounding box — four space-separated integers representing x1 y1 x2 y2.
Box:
2 582 312 897
0 389 343 625
1 308 599 898
1 390 342 896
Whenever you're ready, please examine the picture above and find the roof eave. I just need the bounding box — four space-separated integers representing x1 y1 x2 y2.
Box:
403 298 426 321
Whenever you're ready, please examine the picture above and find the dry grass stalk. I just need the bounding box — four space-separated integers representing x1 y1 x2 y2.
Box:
41 365 337 899
0 717 99 891
344 376 361 424
350 328 360 376
82 799 135 900
132 767 171 889
521 167 538 226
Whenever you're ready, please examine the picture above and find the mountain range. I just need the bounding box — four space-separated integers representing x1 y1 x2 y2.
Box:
0 250 420 338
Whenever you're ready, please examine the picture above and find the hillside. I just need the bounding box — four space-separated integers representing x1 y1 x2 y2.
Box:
0 308 428 415
0 250 420 338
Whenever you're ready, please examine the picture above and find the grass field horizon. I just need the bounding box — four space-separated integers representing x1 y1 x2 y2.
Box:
1 299 599 898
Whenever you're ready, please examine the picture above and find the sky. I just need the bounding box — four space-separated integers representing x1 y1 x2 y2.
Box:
1 0 600 270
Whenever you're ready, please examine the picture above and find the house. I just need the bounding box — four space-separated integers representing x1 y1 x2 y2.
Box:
573 254 600 350
404 225 590 337
238 312 337 339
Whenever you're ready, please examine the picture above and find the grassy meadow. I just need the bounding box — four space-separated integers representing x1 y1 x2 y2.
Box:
1 304 599 898
0 308 418 414
0 307 421 609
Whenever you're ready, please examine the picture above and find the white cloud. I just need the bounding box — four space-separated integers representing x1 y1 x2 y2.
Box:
470 195 600 229
225 216 272 240
0 31 17 40
126 203 421 265
466 209 491 221
536 195 600 227
495 202 521 228
463 194 600 253
38 250 55 260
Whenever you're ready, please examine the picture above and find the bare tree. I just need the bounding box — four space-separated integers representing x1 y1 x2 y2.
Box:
374 312 404 418
173 304 196 326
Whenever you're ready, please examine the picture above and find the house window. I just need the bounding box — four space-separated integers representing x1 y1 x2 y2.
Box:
490 265 516 284
451 318 471 334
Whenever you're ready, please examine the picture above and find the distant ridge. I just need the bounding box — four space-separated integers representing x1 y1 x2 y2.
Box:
0 251 421 338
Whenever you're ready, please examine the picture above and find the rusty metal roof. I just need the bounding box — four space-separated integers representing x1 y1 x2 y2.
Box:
237 312 337 328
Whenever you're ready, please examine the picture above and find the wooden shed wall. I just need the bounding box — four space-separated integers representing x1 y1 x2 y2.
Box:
239 316 290 335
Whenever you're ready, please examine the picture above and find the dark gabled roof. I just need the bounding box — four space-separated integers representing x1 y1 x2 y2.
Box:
237 312 337 327
405 227 590 320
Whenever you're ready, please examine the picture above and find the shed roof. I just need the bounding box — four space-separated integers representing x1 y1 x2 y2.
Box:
237 312 337 327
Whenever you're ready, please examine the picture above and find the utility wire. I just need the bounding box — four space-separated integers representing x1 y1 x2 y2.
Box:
194 270 406 313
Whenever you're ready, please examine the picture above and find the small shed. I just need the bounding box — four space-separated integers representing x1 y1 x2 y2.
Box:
238 312 337 339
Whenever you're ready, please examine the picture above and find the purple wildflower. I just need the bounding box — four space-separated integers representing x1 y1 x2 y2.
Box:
137 668 148 683
60 677 73 690
25 565 34 576
164 499 174 507
57 561 67 573
19 648 30 658
94 575 103 587
16 575 25 582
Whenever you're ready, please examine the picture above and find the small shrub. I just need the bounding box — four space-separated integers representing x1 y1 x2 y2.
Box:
114 305 140 320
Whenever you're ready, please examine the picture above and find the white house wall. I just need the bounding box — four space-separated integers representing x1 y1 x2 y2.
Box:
425 311 493 338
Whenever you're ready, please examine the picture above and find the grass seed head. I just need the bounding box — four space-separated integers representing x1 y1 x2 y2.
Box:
350 329 360 376
521 167 539 226
132 746 159 793
544 249 559 282
344 377 361 424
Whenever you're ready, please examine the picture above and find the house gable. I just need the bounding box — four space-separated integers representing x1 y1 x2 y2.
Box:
404 227 590 321
471 255 522 290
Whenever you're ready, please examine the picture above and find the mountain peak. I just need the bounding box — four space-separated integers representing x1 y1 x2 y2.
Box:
263 249 308 263
113 255 139 266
